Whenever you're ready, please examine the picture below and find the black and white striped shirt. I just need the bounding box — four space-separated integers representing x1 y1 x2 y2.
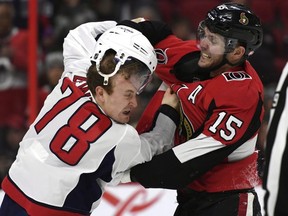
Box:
263 62 288 216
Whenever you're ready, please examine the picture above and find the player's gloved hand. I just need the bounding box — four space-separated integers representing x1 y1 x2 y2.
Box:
117 20 173 46
171 51 212 82
161 87 179 112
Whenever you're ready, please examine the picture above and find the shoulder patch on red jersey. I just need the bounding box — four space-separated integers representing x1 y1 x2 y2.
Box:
222 71 252 81
155 48 169 64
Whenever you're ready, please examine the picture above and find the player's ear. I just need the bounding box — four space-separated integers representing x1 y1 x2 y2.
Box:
95 86 105 102
228 46 245 63
235 46 245 56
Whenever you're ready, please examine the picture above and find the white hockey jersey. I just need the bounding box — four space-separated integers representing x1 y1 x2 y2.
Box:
1 21 177 216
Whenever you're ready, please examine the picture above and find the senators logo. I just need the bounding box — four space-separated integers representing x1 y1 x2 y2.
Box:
239 12 249 25
178 107 194 142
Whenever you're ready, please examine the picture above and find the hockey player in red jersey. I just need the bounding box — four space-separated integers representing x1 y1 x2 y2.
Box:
119 2 265 216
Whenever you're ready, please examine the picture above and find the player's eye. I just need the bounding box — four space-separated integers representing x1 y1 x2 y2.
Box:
208 35 218 45
124 92 134 99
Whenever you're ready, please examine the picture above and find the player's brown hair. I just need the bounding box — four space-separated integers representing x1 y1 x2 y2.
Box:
87 50 143 96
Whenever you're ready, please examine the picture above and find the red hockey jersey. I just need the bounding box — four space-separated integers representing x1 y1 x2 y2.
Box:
137 35 264 192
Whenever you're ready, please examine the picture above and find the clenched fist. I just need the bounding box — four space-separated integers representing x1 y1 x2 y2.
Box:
161 87 179 111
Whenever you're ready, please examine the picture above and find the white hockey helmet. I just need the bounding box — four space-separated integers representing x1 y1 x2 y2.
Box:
91 25 157 94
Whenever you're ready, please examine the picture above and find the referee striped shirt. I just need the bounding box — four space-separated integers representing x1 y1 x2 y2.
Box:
263 62 288 216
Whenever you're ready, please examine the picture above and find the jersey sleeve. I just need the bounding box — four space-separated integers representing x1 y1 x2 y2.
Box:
136 37 199 134
129 132 259 189
154 35 199 85
62 21 117 78
139 104 179 156
136 82 167 134
111 104 179 185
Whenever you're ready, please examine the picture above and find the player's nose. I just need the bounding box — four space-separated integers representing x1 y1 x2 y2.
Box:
129 96 138 108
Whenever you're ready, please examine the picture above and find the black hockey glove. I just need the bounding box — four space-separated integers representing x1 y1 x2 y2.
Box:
171 51 212 82
117 20 173 46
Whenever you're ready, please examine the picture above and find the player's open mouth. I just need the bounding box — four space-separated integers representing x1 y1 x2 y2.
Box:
123 110 131 115
201 53 211 59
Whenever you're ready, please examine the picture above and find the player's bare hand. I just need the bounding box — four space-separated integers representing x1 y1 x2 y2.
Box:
161 87 180 111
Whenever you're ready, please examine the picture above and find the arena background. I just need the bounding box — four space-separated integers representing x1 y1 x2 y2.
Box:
1 0 287 215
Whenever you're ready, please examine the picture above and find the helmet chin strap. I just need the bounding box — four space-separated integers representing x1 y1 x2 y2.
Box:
206 56 228 74
205 53 246 76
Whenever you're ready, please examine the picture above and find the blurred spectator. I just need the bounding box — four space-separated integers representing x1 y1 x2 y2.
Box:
90 0 119 20
131 4 161 20
0 113 27 189
48 0 97 52
38 0 57 55
0 2 29 148
170 16 195 40
119 0 161 20
1 114 27 157
40 51 64 91
38 51 64 108
0 2 28 89
249 27 278 86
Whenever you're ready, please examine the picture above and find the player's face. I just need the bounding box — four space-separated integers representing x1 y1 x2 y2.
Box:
197 26 226 69
100 74 138 124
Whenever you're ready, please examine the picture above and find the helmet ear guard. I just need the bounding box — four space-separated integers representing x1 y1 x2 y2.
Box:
92 48 129 85
91 25 157 92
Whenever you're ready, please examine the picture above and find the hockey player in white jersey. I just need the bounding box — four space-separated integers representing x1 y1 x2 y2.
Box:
0 22 180 216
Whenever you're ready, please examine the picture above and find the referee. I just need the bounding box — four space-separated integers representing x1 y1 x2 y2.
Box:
263 62 288 216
